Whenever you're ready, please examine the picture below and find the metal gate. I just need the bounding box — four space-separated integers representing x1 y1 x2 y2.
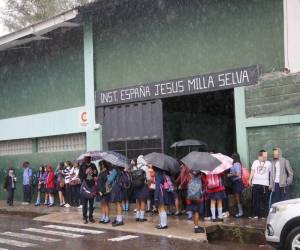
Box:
97 100 163 160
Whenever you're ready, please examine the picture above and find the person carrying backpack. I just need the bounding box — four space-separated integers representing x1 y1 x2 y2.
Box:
228 153 244 218
97 161 111 224
186 170 205 233
154 168 175 229
108 167 129 226
132 155 150 222
205 172 226 222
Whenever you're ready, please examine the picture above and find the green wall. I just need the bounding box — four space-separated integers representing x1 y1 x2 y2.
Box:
94 0 284 91
0 150 84 201
245 73 300 117
0 28 85 119
247 124 300 198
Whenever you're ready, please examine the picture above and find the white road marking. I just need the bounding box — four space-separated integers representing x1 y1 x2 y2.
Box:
1 232 61 242
0 237 37 248
22 228 83 238
43 225 105 234
0 248 8 250
108 235 139 242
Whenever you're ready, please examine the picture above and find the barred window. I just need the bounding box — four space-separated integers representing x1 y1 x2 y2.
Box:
37 133 86 153
0 139 32 156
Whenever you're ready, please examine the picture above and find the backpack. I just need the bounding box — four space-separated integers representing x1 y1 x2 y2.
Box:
80 180 97 199
163 175 174 192
131 168 146 188
187 177 203 201
119 172 131 189
207 174 222 190
241 165 250 188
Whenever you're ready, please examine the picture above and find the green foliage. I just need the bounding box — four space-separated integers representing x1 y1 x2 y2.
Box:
0 0 90 31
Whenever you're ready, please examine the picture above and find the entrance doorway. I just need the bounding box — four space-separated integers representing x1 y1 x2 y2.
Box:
163 89 236 158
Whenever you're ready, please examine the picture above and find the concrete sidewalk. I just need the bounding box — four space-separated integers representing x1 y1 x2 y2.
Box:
0 200 266 243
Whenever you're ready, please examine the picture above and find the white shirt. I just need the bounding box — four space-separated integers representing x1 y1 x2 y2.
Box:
251 160 272 186
274 161 280 183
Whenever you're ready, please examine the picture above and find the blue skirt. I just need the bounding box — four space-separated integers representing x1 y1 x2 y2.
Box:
208 191 226 200
134 184 149 200
186 201 204 215
232 179 243 194
155 187 175 206
97 193 110 203
110 183 125 203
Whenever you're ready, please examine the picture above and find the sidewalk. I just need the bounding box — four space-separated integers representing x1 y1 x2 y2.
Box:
0 201 266 243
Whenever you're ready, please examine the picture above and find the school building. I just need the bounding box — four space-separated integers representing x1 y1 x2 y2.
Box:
0 0 299 200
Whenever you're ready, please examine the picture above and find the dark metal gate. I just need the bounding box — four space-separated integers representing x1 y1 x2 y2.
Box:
97 100 163 160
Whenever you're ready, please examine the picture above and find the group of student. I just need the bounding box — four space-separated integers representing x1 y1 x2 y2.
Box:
3 146 293 234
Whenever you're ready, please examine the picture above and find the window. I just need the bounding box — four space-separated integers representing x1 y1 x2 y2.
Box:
37 133 86 153
0 139 32 156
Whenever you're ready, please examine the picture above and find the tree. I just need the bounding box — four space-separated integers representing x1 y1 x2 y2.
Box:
0 0 92 32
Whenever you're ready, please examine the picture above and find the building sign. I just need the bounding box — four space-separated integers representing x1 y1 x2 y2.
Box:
79 111 89 126
96 65 259 107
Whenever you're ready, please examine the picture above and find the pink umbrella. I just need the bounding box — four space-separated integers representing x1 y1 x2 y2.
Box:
201 153 233 174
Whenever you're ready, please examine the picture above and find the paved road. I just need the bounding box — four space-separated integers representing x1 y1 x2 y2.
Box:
0 214 269 250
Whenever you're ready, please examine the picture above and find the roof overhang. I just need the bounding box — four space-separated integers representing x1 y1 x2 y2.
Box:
0 9 79 52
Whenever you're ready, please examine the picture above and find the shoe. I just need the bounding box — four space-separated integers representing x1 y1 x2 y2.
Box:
60 204 64 207
204 217 211 221
48 203 55 207
99 220 104 224
77 205 83 209
34 203 40 207
174 212 181 216
235 213 244 218
22 202 30 205
194 226 205 233
112 221 124 227
83 219 88 224
89 218 95 223
222 212 230 218
155 224 168 230
187 216 192 221
103 220 110 224
251 216 259 219
64 204 71 208
136 218 140 222
212 219 217 222
216 218 224 222
139 218 147 222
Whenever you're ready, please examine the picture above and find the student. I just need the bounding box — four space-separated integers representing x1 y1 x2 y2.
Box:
70 161 81 208
3 168 17 206
22 161 32 204
45 164 55 207
249 150 272 219
35 165 47 206
122 165 131 212
176 164 192 220
55 162 65 207
186 170 205 233
154 167 175 229
205 173 226 222
228 153 244 217
97 161 111 224
270 147 293 204
79 156 98 224
108 167 129 226
132 155 150 222
63 161 72 208
148 165 157 213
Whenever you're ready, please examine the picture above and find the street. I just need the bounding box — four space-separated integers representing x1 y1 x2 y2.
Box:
0 214 269 250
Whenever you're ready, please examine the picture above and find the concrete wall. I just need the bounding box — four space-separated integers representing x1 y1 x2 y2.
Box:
94 0 284 91
0 28 85 119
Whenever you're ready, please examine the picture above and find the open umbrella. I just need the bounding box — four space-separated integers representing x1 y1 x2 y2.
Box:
209 153 233 174
170 139 207 148
181 151 221 172
76 150 103 163
99 151 129 168
144 152 180 174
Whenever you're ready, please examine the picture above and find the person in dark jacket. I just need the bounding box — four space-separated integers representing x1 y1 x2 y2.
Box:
3 168 17 206
79 156 98 224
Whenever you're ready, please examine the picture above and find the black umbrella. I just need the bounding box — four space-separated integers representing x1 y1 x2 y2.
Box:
99 151 129 168
181 151 221 172
144 152 180 174
170 139 207 148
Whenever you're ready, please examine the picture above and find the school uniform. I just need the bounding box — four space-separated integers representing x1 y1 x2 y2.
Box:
4 174 16 206
63 166 72 205
108 168 125 203
230 162 243 194
154 169 175 206
186 176 204 215
132 164 150 201
205 174 226 200
97 170 111 203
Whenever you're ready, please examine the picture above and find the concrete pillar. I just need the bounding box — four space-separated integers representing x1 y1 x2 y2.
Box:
83 17 102 151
